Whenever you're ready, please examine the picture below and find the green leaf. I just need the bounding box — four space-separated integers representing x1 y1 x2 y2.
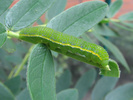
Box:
51 51 58 57
91 76 118 100
119 12 133 21
93 31 130 72
57 89 78 100
0 10 9 24
27 44 56 100
111 21 133 32
0 23 7 48
94 24 118 37
47 1 108 37
0 68 7 81
105 83 133 100
36 18 43 25
0 49 12 70
0 0 13 16
100 59 120 77
121 22 133 28
4 76 21 95
5 0 56 31
2 38 16 53
75 69 96 100
56 70 72 93
46 0 67 21
81 33 94 43
0 82 15 100
107 0 123 18
16 88 31 100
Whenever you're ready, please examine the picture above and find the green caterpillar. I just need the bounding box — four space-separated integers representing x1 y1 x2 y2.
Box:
19 26 110 70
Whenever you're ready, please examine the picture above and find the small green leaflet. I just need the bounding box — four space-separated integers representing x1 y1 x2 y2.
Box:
0 23 7 48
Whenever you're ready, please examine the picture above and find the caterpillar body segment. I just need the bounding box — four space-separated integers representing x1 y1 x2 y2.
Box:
19 26 110 70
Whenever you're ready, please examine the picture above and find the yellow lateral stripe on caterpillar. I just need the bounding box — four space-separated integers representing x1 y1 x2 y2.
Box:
20 34 102 60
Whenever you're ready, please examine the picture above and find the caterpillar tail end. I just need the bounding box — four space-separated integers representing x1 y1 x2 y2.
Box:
104 65 111 71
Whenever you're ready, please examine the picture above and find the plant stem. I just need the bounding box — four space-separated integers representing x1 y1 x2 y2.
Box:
38 24 47 27
14 45 34 77
7 30 20 39
110 18 120 22
101 18 120 23
8 65 18 79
